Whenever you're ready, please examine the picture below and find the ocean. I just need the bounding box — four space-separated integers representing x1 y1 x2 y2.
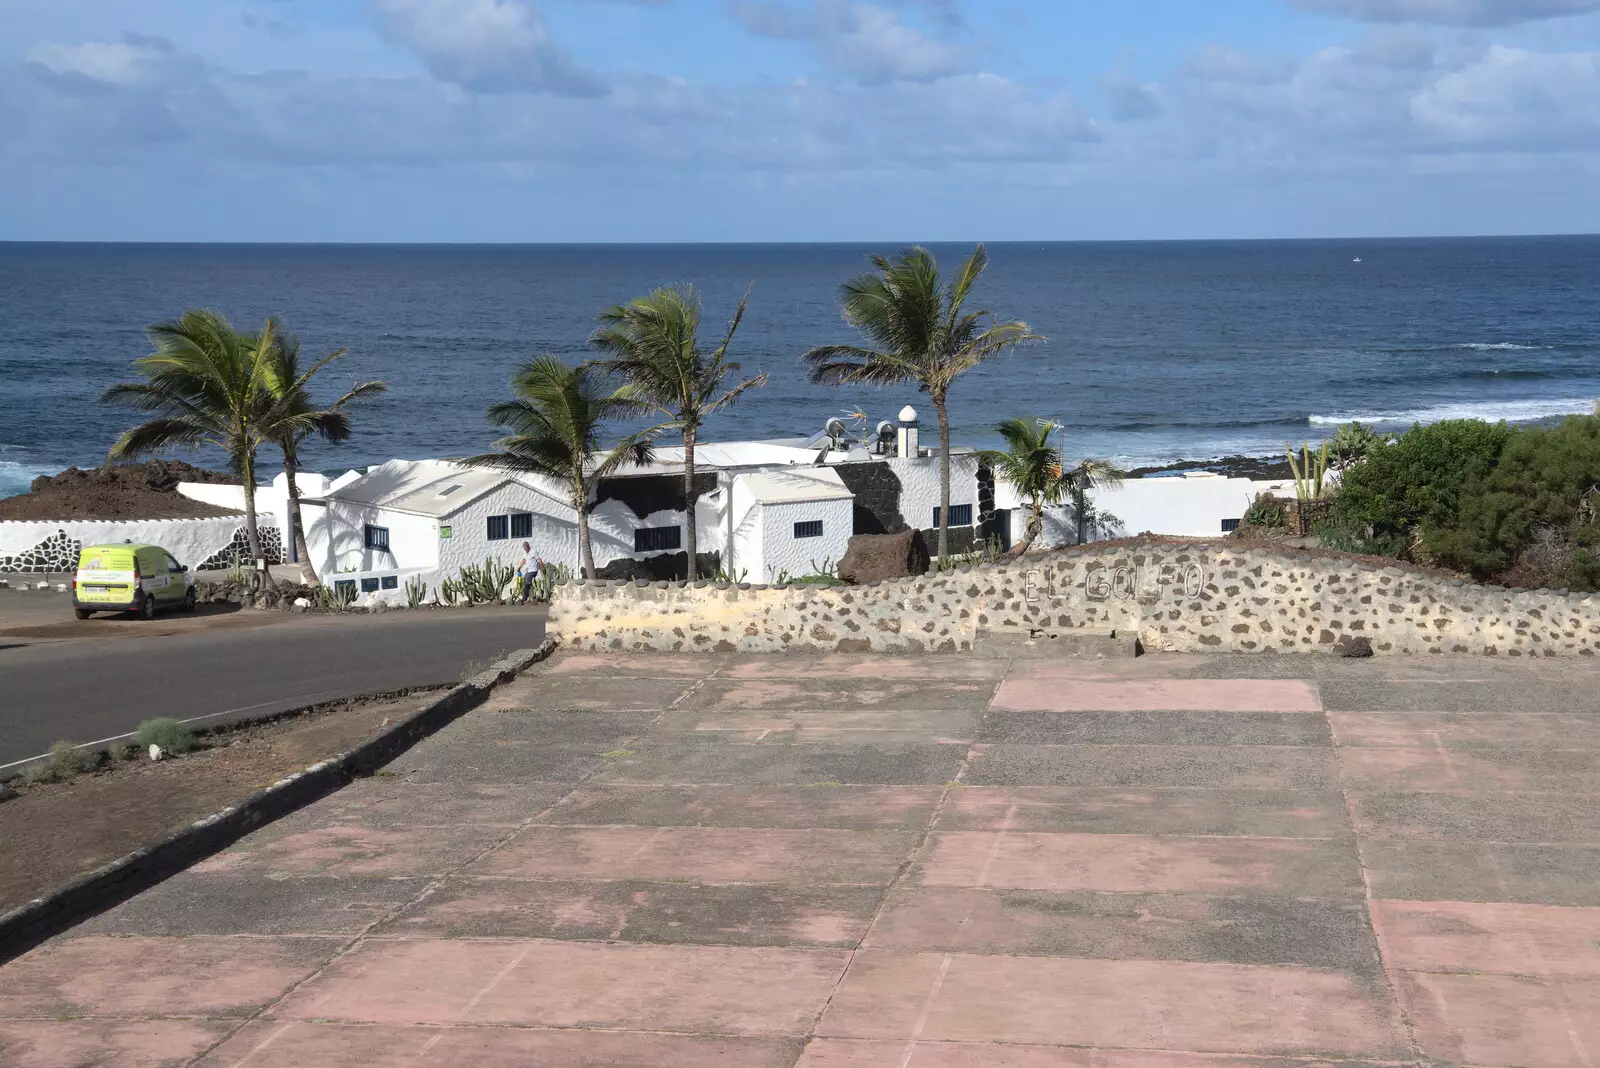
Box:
2 237 1598 499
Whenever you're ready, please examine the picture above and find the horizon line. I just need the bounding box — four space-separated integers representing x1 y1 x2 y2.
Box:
3 233 1599 248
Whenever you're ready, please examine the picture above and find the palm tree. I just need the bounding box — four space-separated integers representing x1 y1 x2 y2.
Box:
977 417 1066 555
462 356 656 579
259 326 387 586
1062 458 1126 545
589 286 767 579
801 245 1043 560
103 310 281 586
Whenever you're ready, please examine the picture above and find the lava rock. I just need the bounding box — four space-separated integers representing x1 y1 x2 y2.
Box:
838 529 931 585
1334 635 1374 658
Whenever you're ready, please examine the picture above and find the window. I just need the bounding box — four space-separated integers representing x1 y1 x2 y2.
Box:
634 526 682 553
510 512 533 539
380 575 399 590
334 579 357 600
364 524 390 552
932 504 973 527
794 520 824 539
360 577 381 593
486 515 509 541
1221 518 1241 533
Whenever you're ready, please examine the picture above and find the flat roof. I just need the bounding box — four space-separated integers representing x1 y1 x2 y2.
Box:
737 467 855 505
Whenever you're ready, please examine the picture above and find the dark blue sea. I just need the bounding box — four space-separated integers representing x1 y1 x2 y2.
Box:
2 238 1598 498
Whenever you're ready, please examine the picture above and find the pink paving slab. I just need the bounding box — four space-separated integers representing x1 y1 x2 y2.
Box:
1375 900 1600 978
196 1020 802 1067
991 679 1322 713
912 831 1360 896
1399 970 1600 1068
0 935 341 1018
272 939 848 1034
1329 712 1600 750
0 1019 233 1068
817 952 1407 1058
465 825 912 884
192 824 506 877
797 1038 1409 1067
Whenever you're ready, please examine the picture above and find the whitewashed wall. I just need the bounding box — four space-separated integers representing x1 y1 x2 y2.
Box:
309 499 436 577
177 472 332 536
438 481 576 575
755 497 853 582
0 515 275 573
995 474 1264 548
887 453 980 531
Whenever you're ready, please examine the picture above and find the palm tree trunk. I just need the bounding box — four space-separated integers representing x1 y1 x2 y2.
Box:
576 493 597 579
281 443 319 586
238 449 275 591
1015 498 1042 555
683 426 698 581
933 396 951 562
1074 484 1088 545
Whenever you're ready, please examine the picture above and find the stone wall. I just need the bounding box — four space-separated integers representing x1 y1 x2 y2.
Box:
547 541 1600 657
0 516 282 575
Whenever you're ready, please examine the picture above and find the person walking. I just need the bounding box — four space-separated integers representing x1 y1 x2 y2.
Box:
515 542 544 605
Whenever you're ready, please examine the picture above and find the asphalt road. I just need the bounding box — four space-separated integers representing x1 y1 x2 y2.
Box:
0 605 545 768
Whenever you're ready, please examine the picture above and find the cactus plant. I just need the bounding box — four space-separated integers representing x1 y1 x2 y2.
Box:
404 574 427 608
1286 440 1330 502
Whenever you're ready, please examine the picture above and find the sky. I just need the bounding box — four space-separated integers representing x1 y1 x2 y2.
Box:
2 0 1599 242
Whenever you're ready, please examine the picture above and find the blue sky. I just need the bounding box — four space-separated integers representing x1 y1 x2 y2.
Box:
3 0 1599 241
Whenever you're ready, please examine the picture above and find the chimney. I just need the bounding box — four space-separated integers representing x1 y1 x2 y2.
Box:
897 405 919 458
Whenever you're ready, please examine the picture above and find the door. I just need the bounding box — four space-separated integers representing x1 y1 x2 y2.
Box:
163 552 190 600
137 549 174 602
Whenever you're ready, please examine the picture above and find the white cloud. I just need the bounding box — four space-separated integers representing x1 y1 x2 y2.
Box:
371 0 607 95
1412 45 1600 146
1287 0 1600 26
25 33 182 87
728 0 976 83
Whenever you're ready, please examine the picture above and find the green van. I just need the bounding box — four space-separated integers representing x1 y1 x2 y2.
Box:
73 542 197 620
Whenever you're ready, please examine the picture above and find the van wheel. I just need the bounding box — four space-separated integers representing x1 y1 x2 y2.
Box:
138 595 156 621
183 588 197 612
74 608 91 620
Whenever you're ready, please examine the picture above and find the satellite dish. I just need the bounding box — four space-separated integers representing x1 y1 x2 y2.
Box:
824 418 846 440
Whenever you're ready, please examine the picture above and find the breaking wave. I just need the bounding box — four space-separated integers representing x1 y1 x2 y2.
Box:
1309 397 1598 427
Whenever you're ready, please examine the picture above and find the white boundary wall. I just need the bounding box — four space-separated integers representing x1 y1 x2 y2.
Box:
0 515 274 573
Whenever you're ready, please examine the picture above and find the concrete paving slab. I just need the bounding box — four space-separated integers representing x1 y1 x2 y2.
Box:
681 678 997 711
494 673 702 709
542 783 945 829
725 656 1011 681
0 935 341 1018
965 744 1339 789
0 1019 234 1068
1349 791 1600 842
464 825 916 885
796 1040 1409 1067
197 1020 802 1067
1318 677 1600 712
992 679 1322 713
390 739 616 784
193 824 509 877
378 877 883 946
544 652 726 677
912 832 1364 897
980 710 1332 746
75 872 426 937
590 736 971 786
936 786 1351 838
1362 841 1600 905
445 706 661 741
1374 900 1600 978
263 780 570 832
1397 970 1600 1068
817 952 1408 1058
273 938 849 1034
867 888 1381 971
1330 711 1600 749
656 707 982 736
1339 745 1600 793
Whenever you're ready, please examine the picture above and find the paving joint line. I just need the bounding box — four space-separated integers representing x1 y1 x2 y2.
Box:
791 664 1008 1067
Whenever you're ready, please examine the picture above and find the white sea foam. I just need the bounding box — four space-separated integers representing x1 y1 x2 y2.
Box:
1456 342 1546 351
0 458 53 500
1310 397 1597 428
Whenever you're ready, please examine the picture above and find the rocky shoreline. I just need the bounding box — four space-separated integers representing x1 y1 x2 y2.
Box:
1125 454 1294 480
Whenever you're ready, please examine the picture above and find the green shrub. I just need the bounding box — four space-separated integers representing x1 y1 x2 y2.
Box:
1427 416 1600 586
134 716 197 756
1330 418 1513 556
110 742 142 762
1243 494 1287 530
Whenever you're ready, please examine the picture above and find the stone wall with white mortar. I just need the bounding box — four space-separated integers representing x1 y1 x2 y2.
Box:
0 516 282 574
547 541 1600 657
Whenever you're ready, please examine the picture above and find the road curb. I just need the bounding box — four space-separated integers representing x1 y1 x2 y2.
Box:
0 639 558 964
